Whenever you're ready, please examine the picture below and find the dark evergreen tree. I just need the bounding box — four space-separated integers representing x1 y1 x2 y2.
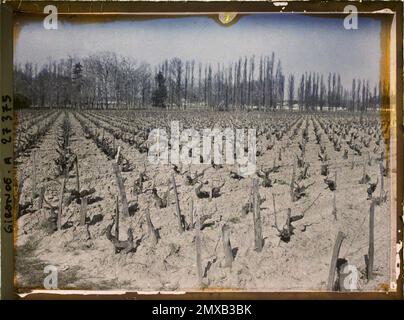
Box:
72 62 83 108
152 71 168 108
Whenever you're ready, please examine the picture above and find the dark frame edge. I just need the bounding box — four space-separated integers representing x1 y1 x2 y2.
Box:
393 0 403 301
2 0 403 300
2 1 404 15
0 3 17 300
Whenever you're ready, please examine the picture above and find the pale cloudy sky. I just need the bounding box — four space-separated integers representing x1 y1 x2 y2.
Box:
15 14 382 86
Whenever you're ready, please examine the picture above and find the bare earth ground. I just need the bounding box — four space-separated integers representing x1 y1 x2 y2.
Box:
15 109 390 292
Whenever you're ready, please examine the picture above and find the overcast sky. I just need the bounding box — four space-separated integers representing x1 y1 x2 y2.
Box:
15 14 382 87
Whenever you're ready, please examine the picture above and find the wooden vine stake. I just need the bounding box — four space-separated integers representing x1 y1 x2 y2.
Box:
80 196 88 226
209 179 213 202
189 196 194 230
332 191 337 220
195 213 203 287
172 171 184 233
57 176 66 231
38 185 45 210
252 178 263 252
290 160 296 201
379 161 385 203
222 224 233 268
363 158 366 179
365 200 375 281
145 208 158 245
115 146 121 163
31 150 37 200
327 231 345 291
17 176 26 216
334 170 337 190
112 163 129 240
272 193 278 228
114 195 119 240
75 155 80 196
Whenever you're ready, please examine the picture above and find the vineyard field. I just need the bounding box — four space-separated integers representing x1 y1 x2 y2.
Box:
14 108 391 292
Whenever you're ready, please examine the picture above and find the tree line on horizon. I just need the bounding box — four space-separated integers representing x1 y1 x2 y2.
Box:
14 51 386 112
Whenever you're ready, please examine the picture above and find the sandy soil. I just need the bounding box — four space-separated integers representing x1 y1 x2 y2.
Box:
15 109 391 292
